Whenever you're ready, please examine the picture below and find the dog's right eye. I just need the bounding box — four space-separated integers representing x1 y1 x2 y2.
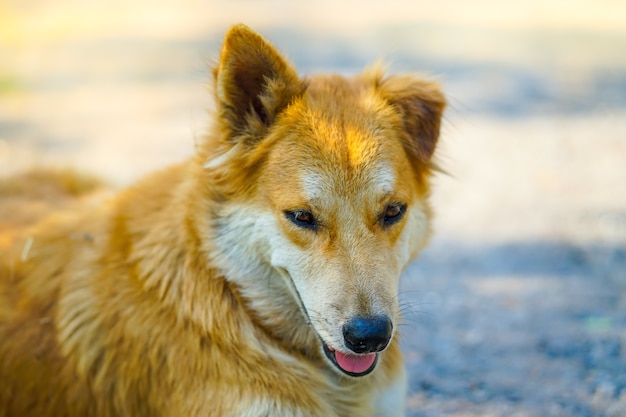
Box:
284 210 317 231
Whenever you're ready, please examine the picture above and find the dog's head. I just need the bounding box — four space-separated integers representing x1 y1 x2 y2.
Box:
202 25 445 378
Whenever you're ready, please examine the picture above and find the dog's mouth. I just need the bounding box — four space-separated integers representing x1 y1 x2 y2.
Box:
322 343 378 377
272 268 382 377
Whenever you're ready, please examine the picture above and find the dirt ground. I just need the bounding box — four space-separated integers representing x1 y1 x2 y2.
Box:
1 1 625 416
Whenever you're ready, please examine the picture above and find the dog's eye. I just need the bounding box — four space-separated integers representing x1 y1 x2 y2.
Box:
381 203 406 228
284 210 317 231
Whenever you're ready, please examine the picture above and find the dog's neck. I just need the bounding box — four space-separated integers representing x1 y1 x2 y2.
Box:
120 163 319 361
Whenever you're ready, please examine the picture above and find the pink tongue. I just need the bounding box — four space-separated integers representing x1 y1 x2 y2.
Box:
334 350 376 374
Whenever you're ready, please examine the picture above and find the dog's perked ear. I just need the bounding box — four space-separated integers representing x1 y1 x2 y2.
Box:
213 24 306 141
379 76 446 164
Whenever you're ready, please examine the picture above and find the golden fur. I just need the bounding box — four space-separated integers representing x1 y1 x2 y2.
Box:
0 25 445 416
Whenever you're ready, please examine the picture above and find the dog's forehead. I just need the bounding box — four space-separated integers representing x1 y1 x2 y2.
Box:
288 116 402 200
265 73 413 204
299 162 396 203
289 75 403 167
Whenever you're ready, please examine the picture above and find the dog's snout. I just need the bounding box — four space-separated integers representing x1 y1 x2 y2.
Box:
342 315 393 354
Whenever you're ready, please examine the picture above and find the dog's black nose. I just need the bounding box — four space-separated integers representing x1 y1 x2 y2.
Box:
342 315 393 354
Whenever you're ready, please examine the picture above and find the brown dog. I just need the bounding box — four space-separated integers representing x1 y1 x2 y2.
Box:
0 24 445 416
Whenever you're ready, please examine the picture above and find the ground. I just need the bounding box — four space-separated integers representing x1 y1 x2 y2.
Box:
1 1 625 415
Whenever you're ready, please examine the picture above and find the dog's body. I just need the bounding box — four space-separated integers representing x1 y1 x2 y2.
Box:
0 25 445 417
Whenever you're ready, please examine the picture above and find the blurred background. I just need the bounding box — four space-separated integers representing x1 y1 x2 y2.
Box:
1 0 625 415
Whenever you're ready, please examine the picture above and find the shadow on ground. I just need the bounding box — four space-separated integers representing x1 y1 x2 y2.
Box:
400 239 626 416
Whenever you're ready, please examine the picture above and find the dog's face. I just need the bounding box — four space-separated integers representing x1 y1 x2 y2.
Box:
204 25 445 377
259 97 433 376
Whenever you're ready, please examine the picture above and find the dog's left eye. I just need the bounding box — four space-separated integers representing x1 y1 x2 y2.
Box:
381 203 407 228
284 210 317 231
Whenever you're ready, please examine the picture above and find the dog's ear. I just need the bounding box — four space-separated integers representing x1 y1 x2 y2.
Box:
214 24 305 140
380 76 446 163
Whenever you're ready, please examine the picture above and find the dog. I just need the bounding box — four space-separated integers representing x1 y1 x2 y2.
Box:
0 24 445 416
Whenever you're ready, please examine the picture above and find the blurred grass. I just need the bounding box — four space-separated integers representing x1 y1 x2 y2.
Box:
0 76 24 94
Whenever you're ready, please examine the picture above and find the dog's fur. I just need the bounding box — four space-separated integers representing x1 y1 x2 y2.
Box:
0 25 445 417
